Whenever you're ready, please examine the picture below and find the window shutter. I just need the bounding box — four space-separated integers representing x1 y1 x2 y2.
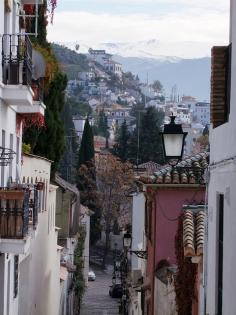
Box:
211 45 231 128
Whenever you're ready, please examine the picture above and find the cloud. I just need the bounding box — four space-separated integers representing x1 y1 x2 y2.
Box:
48 3 229 58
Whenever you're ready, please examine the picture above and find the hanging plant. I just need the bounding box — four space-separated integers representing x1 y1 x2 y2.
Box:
33 43 59 89
174 214 197 315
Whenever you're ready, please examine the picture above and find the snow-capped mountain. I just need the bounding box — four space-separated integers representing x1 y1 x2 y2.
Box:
57 39 210 100
57 38 211 60
57 39 183 62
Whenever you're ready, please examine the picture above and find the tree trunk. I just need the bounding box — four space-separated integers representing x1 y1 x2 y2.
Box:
102 228 110 269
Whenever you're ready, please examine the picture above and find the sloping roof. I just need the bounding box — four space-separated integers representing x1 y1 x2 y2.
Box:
183 206 205 257
139 152 209 185
55 173 79 196
136 161 161 176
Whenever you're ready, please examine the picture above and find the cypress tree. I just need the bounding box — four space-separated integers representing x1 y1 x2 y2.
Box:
31 72 67 176
22 1 67 178
97 110 109 138
78 118 95 168
113 120 130 161
139 106 164 163
128 106 164 164
77 121 99 245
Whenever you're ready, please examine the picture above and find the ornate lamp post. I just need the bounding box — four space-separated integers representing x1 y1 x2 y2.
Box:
159 115 188 164
123 232 132 249
160 115 205 184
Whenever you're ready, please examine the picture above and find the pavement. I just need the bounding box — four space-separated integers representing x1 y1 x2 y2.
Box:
80 266 119 315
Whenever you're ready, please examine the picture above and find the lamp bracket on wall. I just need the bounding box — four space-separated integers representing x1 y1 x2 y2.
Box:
129 250 147 259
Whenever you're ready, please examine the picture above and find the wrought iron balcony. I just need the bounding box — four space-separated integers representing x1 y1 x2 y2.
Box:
0 188 30 239
29 187 39 228
2 34 32 86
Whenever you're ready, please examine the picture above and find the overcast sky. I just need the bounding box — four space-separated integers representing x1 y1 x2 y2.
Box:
47 0 230 58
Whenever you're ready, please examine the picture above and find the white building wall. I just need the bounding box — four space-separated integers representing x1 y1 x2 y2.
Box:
129 192 146 315
131 193 145 270
81 215 90 285
206 1 236 314
18 156 60 315
0 101 21 186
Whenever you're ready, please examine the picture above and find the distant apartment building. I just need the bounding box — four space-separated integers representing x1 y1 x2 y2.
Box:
88 48 122 78
176 107 191 124
78 70 95 82
193 102 210 126
88 49 110 65
181 95 197 110
104 59 122 78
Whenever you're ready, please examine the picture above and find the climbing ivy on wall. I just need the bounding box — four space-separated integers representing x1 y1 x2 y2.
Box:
174 214 197 315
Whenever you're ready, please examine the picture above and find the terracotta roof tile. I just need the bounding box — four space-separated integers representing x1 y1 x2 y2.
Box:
183 207 205 257
145 151 209 185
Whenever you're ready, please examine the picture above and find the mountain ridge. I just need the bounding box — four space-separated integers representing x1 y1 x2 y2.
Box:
57 41 211 101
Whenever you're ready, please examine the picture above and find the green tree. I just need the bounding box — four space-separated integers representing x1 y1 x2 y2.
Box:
67 97 92 116
23 72 67 177
97 111 109 137
128 106 164 164
77 161 101 245
58 97 79 183
113 120 130 162
152 80 163 92
78 118 95 168
96 154 134 268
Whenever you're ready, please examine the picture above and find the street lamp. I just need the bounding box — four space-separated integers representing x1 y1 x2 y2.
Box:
123 232 132 249
160 115 205 184
160 115 188 163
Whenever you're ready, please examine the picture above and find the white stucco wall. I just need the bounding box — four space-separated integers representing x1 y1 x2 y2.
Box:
206 162 236 315
206 1 236 314
209 0 236 165
81 215 90 285
131 192 145 270
18 157 60 315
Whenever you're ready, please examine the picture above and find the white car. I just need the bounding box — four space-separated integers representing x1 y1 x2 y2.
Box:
88 270 96 281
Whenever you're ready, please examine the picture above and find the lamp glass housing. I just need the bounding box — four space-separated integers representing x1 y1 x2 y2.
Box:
160 116 188 161
163 133 185 158
123 232 132 248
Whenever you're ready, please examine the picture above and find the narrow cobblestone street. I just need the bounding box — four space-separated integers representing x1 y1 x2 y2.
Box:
80 266 119 315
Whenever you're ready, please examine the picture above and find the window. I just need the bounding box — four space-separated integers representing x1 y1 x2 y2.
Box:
211 44 232 127
217 194 224 315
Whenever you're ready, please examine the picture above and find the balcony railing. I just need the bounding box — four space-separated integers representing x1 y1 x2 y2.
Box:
0 188 30 239
29 188 39 228
2 34 32 86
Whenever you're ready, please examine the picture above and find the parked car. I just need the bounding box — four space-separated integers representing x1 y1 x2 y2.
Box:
88 270 96 281
109 284 123 298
